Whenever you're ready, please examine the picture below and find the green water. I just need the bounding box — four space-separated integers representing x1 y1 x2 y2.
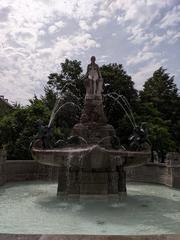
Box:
0 181 180 235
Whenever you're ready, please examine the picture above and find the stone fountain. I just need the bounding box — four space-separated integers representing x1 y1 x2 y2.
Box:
32 56 150 199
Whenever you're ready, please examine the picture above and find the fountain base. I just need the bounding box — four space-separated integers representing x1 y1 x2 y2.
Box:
32 144 150 198
57 167 126 197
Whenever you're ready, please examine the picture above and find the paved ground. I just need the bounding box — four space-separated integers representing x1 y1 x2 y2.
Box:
0 235 180 240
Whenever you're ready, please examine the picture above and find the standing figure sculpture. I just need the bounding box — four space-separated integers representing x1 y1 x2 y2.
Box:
85 56 103 99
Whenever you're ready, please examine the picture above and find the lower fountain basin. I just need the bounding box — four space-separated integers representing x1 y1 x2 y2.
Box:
0 181 180 235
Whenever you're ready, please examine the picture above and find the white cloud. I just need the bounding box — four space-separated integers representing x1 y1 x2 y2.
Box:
79 20 90 31
99 55 108 63
48 25 57 34
38 29 45 36
160 5 180 28
131 59 167 89
92 17 108 29
0 0 179 104
127 51 156 66
151 35 166 47
112 32 117 37
0 30 100 104
0 0 103 104
55 20 65 28
127 25 153 44
48 21 65 34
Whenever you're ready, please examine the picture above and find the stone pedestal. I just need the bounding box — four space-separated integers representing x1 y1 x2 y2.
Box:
0 149 6 186
167 152 180 188
58 96 127 198
72 123 115 146
57 168 126 198
72 97 115 146
57 146 127 198
80 97 107 125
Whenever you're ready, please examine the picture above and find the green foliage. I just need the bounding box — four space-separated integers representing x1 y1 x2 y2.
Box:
101 64 137 124
0 99 13 118
139 67 179 153
0 98 50 159
0 60 179 160
148 123 176 162
101 63 137 101
140 67 178 119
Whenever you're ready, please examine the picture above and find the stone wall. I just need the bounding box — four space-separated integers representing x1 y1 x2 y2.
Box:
5 160 59 182
126 152 180 188
0 234 180 240
126 163 173 186
2 159 58 184
167 152 180 188
0 149 6 185
0 152 180 189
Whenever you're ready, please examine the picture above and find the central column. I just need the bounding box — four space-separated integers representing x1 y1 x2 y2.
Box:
72 56 115 145
57 56 126 198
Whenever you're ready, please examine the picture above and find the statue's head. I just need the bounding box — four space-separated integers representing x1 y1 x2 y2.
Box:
91 56 96 64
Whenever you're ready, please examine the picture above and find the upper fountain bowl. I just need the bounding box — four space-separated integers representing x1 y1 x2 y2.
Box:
32 143 151 169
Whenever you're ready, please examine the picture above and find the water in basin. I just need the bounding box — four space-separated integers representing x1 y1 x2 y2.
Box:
0 181 180 235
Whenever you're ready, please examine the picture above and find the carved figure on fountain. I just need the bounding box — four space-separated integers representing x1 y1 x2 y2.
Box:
85 56 103 99
72 56 115 146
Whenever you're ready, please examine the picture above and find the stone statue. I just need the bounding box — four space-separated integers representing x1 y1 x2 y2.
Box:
85 56 103 99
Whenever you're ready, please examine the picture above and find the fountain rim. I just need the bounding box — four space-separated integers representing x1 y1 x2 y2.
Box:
32 144 151 157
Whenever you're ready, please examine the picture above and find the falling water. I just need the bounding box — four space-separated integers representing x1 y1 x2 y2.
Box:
104 93 137 128
48 102 76 128
48 82 83 128
66 153 73 194
76 136 88 145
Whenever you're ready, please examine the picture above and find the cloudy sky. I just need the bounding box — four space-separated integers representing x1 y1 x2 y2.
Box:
0 0 180 105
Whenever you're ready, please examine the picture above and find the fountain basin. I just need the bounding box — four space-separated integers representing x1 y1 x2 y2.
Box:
32 145 151 196
0 181 180 235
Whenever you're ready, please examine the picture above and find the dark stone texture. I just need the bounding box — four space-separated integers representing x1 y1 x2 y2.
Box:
80 183 108 194
0 234 180 240
72 123 115 146
72 97 115 147
80 98 107 125
0 149 6 186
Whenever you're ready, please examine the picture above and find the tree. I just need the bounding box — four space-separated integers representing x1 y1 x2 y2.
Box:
45 59 85 133
1 60 179 160
46 61 138 146
140 67 178 120
148 123 176 162
100 63 138 144
0 97 50 159
47 59 85 107
139 67 179 155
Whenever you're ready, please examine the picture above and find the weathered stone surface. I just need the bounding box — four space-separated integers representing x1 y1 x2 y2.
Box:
0 234 180 240
72 123 115 146
79 98 107 125
80 183 108 194
1 153 180 190
108 172 118 194
166 152 180 166
0 149 6 185
80 172 108 184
